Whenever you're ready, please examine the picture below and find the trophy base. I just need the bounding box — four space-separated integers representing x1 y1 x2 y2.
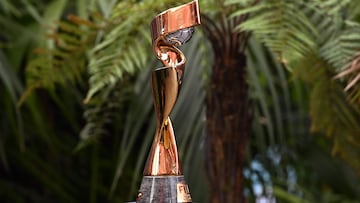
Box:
136 175 192 203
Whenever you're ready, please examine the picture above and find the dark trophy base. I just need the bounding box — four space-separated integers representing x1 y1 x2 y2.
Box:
135 175 192 203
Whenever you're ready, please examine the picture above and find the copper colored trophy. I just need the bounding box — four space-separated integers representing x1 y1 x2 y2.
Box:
136 1 200 202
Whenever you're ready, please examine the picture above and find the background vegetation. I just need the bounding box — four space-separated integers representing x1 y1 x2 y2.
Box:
1 0 359 202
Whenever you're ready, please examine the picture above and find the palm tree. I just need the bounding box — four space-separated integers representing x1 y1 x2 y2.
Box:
200 8 251 203
1 0 360 202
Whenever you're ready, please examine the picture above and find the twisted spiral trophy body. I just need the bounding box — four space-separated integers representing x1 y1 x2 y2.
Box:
136 1 200 202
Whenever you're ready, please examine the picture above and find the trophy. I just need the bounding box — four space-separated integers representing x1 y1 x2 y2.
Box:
136 1 200 202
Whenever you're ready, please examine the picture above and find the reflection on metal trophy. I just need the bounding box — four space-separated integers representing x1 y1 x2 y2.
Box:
136 1 200 202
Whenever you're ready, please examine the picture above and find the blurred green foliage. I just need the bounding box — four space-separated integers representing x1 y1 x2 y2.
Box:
0 0 359 202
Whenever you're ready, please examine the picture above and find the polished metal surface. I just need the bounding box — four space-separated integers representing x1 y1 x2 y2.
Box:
143 0 200 176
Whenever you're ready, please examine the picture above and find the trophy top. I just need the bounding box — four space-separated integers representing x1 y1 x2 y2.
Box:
150 0 201 69
150 0 201 46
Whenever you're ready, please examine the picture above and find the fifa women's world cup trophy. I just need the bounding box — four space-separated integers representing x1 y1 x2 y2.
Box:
135 1 200 202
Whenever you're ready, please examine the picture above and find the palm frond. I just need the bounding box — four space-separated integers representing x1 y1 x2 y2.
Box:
293 55 360 175
20 17 99 105
307 0 352 15
229 0 360 71
86 27 150 102
230 0 360 88
230 1 319 65
320 23 360 70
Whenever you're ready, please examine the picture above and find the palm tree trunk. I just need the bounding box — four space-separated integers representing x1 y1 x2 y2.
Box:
202 15 252 203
